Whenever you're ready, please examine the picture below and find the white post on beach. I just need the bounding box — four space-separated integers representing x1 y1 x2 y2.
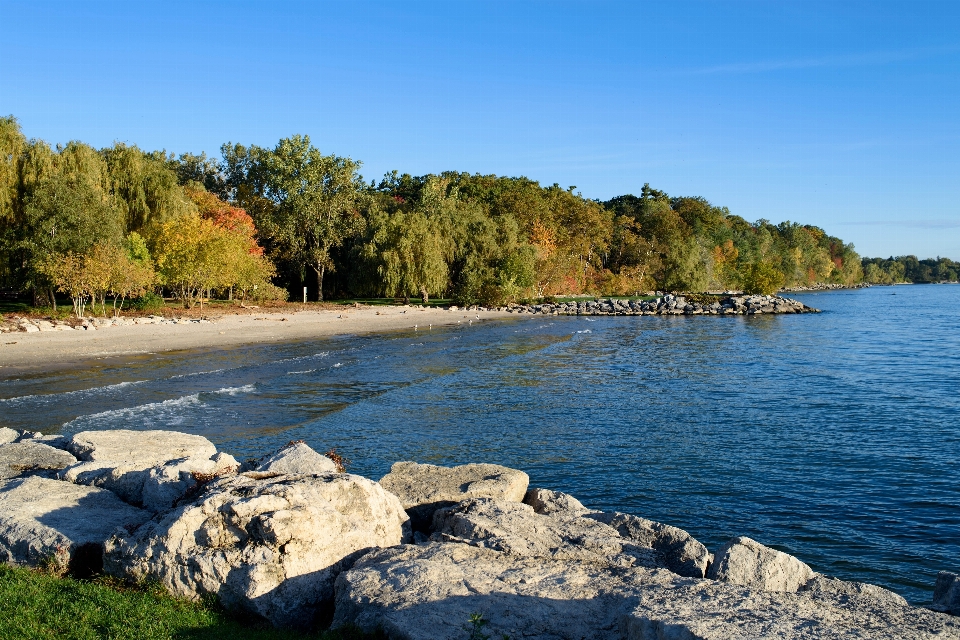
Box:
303 287 307 304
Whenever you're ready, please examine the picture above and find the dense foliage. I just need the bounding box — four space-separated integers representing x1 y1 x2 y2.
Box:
1 115 954 309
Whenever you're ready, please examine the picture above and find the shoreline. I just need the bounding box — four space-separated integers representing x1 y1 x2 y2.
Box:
0 305 513 376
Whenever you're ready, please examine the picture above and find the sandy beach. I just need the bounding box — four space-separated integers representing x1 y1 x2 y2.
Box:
0 306 513 376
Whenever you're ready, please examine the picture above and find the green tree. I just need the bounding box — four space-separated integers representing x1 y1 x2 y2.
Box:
259 135 365 300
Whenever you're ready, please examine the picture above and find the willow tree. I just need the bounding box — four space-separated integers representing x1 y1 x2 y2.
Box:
364 209 449 304
101 143 194 237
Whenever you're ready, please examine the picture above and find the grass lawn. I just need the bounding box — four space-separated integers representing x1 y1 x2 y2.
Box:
0 565 381 640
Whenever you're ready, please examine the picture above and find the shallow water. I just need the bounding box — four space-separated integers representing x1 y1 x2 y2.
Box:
2 285 958 604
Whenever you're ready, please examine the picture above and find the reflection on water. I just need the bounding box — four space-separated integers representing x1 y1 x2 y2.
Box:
2 285 959 604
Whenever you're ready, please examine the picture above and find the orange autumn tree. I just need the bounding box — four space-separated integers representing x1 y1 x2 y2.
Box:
156 186 280 308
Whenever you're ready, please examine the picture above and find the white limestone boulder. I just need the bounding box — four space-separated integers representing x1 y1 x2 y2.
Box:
0 442 78 480
104 472 410 628
707 536 814 592
379 461 529 531
432 497 660 568
333 542 960 640
585 511 711 578
59 429 236 511
0 476 149 576
799 574 908 607
523 487 591 518
139 452 239 513
249 441 338 476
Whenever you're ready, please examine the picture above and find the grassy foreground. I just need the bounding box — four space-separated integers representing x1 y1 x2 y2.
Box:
0 565 380 640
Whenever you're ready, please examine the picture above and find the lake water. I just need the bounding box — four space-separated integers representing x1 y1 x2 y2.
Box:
1 285 958 604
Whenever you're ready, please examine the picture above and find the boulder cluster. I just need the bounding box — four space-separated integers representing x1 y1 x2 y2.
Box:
0 315 210 333
500 294 819 316
1 426 958 639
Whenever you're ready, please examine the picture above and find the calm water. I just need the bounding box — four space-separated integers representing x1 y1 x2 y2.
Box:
2 285 958 604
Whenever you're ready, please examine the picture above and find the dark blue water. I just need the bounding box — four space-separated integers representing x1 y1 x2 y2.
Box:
2 285 958 604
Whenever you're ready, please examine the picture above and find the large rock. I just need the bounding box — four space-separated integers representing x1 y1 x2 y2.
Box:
523 487 591 518
586 511 711 578
432 498 660 568
707 536 814 592
0 476 149 576
59 429 237 511
933 571 960 615
334 543 959 640
250 441 338 476
138 452 239 513
0 427 18 445
104 472 410 628
379 461 529 531
67 429 217 462
799 574 908 607
0 442 78 480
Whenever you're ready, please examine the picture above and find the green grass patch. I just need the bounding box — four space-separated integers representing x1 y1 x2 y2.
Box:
0 564 381 640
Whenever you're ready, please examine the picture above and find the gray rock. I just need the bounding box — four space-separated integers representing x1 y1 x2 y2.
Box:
799 574 908 607
334 542 958 640
0 427 18 445
139 452 239 513
104 472 410 628
379 461 528 531
253 441 338 475
0 476 149 576
586 511 711 578
707 536 814 592
60 429 235 511
523 487 590 517
0 442 78 480
17 432 71 449
68 429 217 462
933 571 960 615
432 498 660 568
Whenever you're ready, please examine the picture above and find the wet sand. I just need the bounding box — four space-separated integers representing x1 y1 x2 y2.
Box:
0 306 512 376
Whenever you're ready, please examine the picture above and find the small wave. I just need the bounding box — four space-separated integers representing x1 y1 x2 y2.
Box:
332 363 342 368
65 393 203 426
0 380 147 404
287 369 317 375
170 368 227 379
584 318 596 322
208 384 256 396
576 329 592 334
272 351 330 365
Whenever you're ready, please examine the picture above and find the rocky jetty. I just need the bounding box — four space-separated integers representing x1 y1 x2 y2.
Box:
499 293 819 316
1 428 957 638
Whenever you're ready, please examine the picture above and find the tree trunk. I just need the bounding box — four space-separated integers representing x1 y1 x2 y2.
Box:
315 265 325 301
420 287 429 304
49 287 56 312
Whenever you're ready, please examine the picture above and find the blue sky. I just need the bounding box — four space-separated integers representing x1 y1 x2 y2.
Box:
2 0 959 258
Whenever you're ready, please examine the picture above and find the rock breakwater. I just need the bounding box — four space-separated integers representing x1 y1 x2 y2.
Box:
501 293 819 316
1 428 956 638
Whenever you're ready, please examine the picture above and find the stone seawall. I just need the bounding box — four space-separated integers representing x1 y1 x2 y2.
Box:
502 293 820 316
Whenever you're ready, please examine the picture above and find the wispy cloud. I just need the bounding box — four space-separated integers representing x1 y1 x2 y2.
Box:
682 44 960 76
837 219 960 230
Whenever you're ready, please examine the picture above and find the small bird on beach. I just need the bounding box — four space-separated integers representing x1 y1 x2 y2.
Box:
414 325 418 331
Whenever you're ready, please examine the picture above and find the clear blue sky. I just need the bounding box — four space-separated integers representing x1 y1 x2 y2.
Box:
3 0 959 259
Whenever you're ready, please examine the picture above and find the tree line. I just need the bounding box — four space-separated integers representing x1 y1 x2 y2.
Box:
0 115 954 314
